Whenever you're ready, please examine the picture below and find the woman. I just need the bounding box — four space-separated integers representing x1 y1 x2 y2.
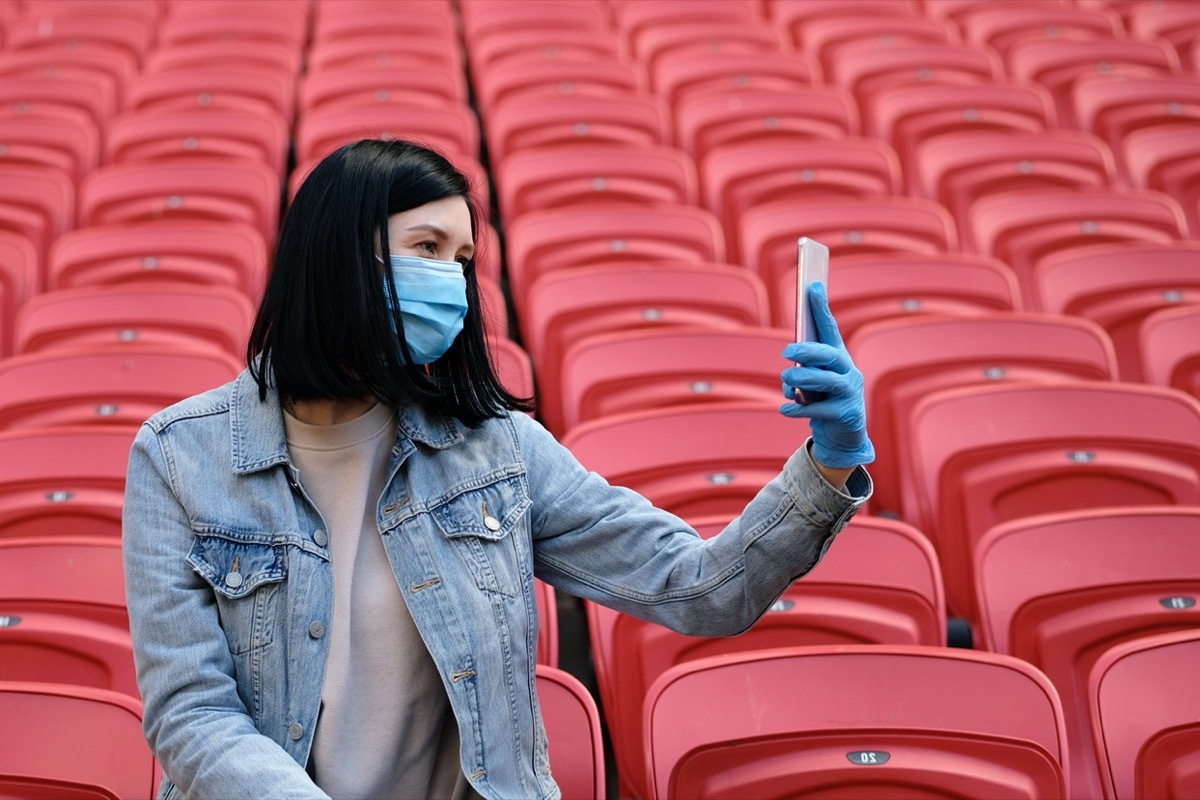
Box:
122 138 874 800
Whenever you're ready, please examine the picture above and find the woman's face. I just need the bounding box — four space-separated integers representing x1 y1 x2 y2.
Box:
386 196 475 267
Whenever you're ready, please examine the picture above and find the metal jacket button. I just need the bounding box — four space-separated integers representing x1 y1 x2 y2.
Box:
483 515 501 532
288 722 303 740
308 620 325 639
224 571 243 589
312 529 328 547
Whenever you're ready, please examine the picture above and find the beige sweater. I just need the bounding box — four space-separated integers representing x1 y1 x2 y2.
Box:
285 403 473 800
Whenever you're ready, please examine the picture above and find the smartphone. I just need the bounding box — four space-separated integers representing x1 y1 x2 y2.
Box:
793 237 830 404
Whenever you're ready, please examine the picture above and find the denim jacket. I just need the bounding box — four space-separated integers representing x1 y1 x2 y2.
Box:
122 368 870 800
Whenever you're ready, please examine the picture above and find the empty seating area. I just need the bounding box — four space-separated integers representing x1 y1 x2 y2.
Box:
2 0 1199 797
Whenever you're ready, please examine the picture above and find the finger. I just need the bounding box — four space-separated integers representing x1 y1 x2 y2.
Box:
808 281 845 350
781 341 848 369
781 366 851 396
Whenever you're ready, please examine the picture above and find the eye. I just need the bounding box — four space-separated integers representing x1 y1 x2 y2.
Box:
418 241 438 254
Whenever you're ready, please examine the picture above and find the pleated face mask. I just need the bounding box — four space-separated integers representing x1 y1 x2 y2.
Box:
383 255 468 364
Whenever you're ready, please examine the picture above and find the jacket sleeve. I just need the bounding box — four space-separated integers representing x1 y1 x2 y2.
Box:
122 424 331 800
513 413 871 637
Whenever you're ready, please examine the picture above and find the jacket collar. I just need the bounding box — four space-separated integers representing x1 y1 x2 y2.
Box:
228 367 465 475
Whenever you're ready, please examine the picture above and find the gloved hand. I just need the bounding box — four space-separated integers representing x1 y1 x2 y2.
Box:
779 281 875 469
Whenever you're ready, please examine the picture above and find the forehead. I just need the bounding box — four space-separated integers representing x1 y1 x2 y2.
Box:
386 196 473 240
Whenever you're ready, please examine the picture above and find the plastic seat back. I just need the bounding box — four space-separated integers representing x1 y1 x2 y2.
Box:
0 230 37 357
0 426 133 540
903 382 1200 623
1122 122 1200 237
1089 629 1200 800
560 402 807 520
505 204 725 319
535 665 604 800
1034 241 1200 380
769 251 1021 335
0 535 135 696
975 506 1200 800
645 645 1069 800
558 325 791 434
78 160 281 244
590 515 946 799
968 187 1189 309
1139 303 1200 400
48 220 267 301
850 312 1118 517
293 104 479 165
15 283 255 359
0 682 155 799
0 346 241 431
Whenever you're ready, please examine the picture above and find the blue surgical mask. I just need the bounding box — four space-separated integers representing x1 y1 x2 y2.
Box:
384 255 468 364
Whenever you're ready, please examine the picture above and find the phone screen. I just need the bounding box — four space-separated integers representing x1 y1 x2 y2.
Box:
794 237 830 404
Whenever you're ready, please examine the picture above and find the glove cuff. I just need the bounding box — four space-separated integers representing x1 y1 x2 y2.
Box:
811 438 876 470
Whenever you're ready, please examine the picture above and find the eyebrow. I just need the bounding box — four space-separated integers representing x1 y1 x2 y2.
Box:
405 223 475 253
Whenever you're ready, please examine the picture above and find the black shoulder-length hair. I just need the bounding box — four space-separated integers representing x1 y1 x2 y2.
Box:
247 138 532 426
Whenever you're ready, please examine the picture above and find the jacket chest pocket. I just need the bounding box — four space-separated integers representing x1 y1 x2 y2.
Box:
430 475 532 598
187 532 287 654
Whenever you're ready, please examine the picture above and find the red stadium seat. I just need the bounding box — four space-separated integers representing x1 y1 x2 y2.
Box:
313 7 457 48
772 250 1021 334
535 665 605 800
14 283 255 359
1035 241 1200 381
533 579 558 668
474 57 644 116
560 402 808 520
466 28 629 79
956 4 1124 58
849 312 1118 518
308 34 459 76
636 21 787 77
914 130 1119 248
504 204 725 319
78 160 281 244
673 86 859 164
1139 303 1200 400
590 514 945 799
799 14 959 82
460 0 607 44
975 506 1200 800
296 66 468 115
1127 0 1200 61
521 261 770 419
0 37 138 103
1089 628 1200 800
0 114 100 185
557 325 791 434
1071 74 1200 181
487 335 535 409
902 382 1200 624
48 220 268 301
613 0 763 54
649 50 815 112
0 346 242 431
701 138 903 257
769 0 923 49
143 39 302 80
644 645 1070 800
294 104 480 165
1122 122 1200 236
1006 37 1180 128
826 40 1004 113
104 108 290 179
5 13 153 65
738 196 958 289
156 7 308 51
870 82 1059 189
0 681 156 799
0 535 134 696
484 93 671 166
968 188 1189 309
0 230 37 356
0 426 133 541
496 143 699 225
0 163 74 267
124 67 295 122
0 73 116 130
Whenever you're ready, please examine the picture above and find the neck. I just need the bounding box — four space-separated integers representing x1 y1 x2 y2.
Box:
284 397 378 426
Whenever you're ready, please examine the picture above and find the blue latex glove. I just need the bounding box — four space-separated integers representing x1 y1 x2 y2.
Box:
779 281 875 469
